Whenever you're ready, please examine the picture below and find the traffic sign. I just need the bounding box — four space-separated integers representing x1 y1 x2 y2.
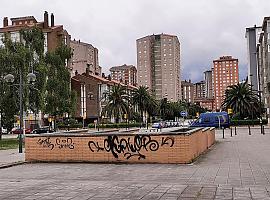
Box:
180 111 188 117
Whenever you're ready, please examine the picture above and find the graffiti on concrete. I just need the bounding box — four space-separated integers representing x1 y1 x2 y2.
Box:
37 137 54 150
37 137 75 150
56 138 75 149
88 135 174 160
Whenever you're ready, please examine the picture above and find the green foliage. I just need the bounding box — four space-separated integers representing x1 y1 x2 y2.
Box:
131 86 158 124
0 138 22 150
0 34 32 131
44 44 75 117
88 122 141 129
57 119 83 129
0 27 76 132
103 84 129 123
230 119 268 126
222 80 264 119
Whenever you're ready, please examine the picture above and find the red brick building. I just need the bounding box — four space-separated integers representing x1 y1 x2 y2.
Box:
213 56 239 111
109 64 137 86
194 97 215 111
0 11 70 53
71 69 136 124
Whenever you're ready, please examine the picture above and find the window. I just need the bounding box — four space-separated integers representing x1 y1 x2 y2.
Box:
268 45 270 53
10 32 20 43
0 33 4 47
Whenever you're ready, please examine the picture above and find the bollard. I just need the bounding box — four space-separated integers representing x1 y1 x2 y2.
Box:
235 126 237 135
222 127 225 139
230 128 233 137
248 125 251 135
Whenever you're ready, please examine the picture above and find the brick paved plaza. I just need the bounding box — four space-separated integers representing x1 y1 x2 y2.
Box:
1 127 270 199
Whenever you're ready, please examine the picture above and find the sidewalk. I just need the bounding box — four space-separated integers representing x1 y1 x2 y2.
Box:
0 149 25 168
1 128 270 199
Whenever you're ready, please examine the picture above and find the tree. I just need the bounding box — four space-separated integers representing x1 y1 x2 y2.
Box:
221 80 261 119
20 28 47 120
0 36 31 136
44 44 76 120
103 84 129 123
131 86 152 124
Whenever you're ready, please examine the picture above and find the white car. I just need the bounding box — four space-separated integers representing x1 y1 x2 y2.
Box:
1 127 8 134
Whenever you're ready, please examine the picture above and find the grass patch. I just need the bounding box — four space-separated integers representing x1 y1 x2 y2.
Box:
0 138 24 150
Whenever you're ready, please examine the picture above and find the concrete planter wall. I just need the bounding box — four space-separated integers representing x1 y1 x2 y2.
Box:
25 127 215 164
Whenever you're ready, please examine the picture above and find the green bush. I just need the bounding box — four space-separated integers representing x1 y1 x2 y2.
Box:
57 119 83 129
88 122 141 129
230 119 268 126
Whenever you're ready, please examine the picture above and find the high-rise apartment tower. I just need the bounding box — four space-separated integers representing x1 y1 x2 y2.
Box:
246 25 262 91
136 34 181 101
213 56 239 111
110 64 137 86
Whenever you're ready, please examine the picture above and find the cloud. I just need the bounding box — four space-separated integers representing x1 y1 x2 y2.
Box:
0 0 269 81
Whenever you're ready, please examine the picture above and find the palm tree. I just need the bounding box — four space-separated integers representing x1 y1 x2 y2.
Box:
131 86 151 124
103 84 129 123
221 80 260 119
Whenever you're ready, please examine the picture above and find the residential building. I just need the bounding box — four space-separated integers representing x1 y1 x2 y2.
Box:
0 11 70 53
109 64 137 86
0 11 70 129
194 97 215 111
246 25 262 91
213 56 239 111
136 33 181 101
257 17 270 118
181 80 194 103
204 70 213 98
70 39 101 77
194 81 206 98
71 69 136 124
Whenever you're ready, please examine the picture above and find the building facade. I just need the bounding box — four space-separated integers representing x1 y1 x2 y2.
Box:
213 56 239 111
204 70 213 98
0 11 70 129
257 17 270 118
70 39 101 77
109 64 137 86
0 11 70 53
136 34 181 101
246 25 262 91
194 97 215 111
71 69 136 124
194 81 206 99
181 80 194 103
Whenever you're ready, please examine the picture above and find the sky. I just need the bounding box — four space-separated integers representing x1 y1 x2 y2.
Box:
0 0 269 82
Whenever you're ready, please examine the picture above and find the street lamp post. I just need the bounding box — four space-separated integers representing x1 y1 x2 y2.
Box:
4 71 36 153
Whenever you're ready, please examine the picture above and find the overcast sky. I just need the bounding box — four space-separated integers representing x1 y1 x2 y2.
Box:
0 0 269 82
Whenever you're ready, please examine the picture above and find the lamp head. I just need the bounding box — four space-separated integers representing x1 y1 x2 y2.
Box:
27 73 36 83
4 74 15 83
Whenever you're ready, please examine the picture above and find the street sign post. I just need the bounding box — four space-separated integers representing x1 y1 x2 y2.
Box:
180 111 188 117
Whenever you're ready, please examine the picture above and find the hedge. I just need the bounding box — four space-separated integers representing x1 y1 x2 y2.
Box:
57 122 83 129
230 119 268 126
88 122 142 129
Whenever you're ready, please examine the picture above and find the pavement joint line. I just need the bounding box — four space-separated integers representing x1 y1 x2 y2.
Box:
0 161 26 169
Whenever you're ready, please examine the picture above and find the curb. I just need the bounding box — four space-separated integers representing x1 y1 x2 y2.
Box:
0 161 26 169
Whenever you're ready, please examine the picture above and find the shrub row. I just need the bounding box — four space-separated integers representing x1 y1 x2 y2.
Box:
88 122 141 129
57 122 83 129
230 119 268 126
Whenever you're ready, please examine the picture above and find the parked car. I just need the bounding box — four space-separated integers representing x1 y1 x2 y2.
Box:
152 122 162 129
11 128 31 134
32 126 54 134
